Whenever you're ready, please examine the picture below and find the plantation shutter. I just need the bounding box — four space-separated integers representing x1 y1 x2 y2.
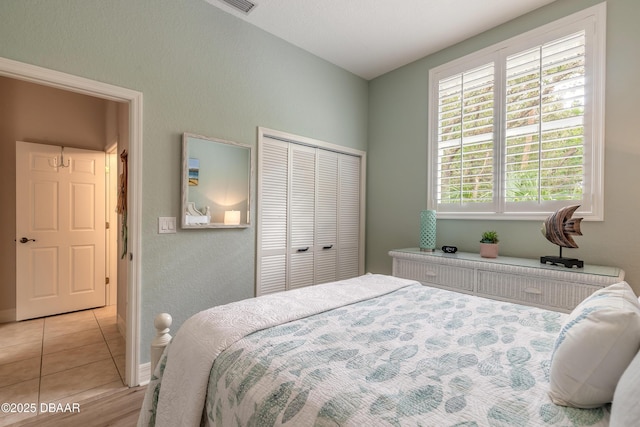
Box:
436 63 495 210
504 31 586 206
428 5 603 220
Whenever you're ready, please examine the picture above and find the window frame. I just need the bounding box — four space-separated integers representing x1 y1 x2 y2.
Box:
427 3 606 221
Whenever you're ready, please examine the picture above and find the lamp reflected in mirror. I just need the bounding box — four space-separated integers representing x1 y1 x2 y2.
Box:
224 210 241 225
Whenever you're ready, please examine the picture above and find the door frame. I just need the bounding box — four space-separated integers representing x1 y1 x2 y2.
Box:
105 144 118 307
0 56 143 387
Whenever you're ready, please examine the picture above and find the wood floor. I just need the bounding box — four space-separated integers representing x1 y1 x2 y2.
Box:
6 385 146 427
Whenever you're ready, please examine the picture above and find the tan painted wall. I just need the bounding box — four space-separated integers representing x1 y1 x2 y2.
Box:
0 76 120 319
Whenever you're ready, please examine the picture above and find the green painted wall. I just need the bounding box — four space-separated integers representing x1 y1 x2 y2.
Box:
367 0 640 294
2 0 638 366
0 0 368 361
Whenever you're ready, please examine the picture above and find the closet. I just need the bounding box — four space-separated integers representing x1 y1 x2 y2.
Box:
256 128 365 296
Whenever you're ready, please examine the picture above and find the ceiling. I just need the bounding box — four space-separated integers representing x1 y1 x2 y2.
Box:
204 0 557 80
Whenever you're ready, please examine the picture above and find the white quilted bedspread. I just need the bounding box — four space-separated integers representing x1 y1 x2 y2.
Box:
138 274 415 427
139 274 611 427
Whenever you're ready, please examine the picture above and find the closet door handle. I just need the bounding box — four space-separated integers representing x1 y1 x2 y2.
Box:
297 247 309 252
322 245 333 250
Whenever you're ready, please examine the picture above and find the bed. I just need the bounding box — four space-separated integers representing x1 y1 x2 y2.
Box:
137 274 640 427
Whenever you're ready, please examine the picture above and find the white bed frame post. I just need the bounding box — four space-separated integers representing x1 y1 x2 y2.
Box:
151 313 172 375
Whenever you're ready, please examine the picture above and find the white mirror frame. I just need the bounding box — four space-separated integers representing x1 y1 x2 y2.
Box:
181 133 252 229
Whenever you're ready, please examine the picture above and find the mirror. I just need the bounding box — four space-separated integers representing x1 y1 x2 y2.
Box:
181 133 252 228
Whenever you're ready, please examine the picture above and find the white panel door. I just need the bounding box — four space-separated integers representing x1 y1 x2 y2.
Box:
256 138 289 295
288 145 316 290
315 150 338 285
16 141 106 321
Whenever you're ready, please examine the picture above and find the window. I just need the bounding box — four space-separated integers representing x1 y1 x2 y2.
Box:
428 4 605 220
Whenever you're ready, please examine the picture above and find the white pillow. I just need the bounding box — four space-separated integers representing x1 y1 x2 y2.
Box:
610 348 640 426
548 281 640 408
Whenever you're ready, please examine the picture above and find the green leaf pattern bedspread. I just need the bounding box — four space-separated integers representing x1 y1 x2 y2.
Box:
141 275 415 426
203 284 609 426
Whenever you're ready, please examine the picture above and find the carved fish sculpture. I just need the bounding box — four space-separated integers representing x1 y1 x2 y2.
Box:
541 205 583 248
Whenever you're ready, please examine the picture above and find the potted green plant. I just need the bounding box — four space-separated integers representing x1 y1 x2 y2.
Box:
480 231 499 258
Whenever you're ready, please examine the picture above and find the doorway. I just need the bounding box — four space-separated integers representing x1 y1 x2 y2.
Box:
0 56 143 386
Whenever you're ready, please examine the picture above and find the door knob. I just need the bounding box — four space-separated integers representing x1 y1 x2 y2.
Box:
19 237 36 243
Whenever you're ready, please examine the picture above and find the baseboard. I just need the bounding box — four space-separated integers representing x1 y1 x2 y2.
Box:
0 308 16 323
138 362 151 386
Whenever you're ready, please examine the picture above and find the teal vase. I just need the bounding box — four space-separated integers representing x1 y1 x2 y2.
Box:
420 210 436 252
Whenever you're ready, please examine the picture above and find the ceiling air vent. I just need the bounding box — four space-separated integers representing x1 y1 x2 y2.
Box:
219 0 257 14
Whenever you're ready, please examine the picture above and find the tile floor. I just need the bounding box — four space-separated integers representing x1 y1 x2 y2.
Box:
0 306 126 425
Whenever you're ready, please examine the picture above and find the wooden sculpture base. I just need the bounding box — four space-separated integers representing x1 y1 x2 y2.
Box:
540 255 584 268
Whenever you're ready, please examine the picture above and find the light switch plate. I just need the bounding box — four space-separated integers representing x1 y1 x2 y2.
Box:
158 217 176 234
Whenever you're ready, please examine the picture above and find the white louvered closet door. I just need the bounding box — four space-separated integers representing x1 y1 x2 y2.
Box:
257 129 365 296
315 150 338 285
257 138 289 295
288 144 316 290
338 154 361 280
